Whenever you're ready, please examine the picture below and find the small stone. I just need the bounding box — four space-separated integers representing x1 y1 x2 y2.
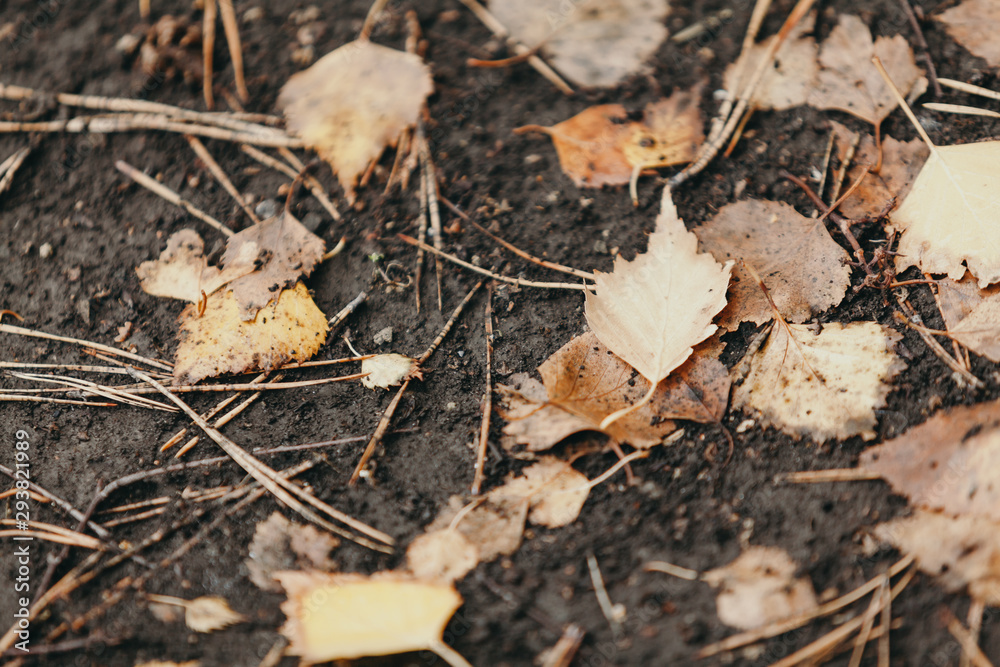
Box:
524 154 542 165
39 243 53 258
243 6 264 22
115 33 141 56
301 212 323 233
290 5 320 24
75 298 90 325
593 239 608 254
255 199 279 220
373 327 393 345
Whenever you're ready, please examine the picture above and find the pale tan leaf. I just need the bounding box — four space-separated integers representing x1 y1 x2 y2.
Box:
860 400 1000 521
838 133 929 219
183 596 246 633
934 272 1000 331
492 0 670 88
276 570 465 662
585 189 732 395
361 353 419 390
220 211 325 320
807 15 924 125
933 273 1000 362
136 230 244 304
703 546 818 631
245 511 339 592
173 282 328 385
278 40 433 201
733 322 904 441
619 86 705 170
876 509 1000 605
891 141 1000 287
695 200 851 330
498 376 609 452
427 495 528 563
936 0 1000 68
493 458 590 528
405 528 479 584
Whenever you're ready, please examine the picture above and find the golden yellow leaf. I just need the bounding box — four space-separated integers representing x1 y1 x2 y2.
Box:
276 571 467 664
135 229 249 304
936 0 1000 68
733 322 905 441
360 353 419 390
173 282 328 385
278 40 433 202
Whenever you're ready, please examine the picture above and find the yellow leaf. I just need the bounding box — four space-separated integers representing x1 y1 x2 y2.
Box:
135 229 249 304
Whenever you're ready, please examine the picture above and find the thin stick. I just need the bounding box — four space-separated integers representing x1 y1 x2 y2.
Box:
203 0 217 108
0 395 115 406
587 553 622 638
241 145 341 221
893 298 983 389
276 147 342 221
397 234 587 290
816 130 835 203
776 468 882 483
848 575 887 667
218 0 249 102
116 160 234 237
472 283 494 494
328 291 368 330
540 624 585 667
120 373 368 394
963 599 987 667
173 373 276 457
878 575 891 667
946 610 995 667
898 0 941 97
0 323 172 371
186 135 260 224
830 131 860 204
415 150 430 312
418 127 445 310
8 372 178 410
938 78 1000 102
456 0 573 95
872 56 937 153
923 103 1000 120
360 0 391 40
0 361 165 375
643 560 700 581
0 146 30 196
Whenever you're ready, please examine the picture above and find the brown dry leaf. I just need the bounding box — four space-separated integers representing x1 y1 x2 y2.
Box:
837 132 929 219
703 546 819 631
245 511 339 593
936 0 1000 68
876 509 1000 605
182 596 246 633
890 140 1000 287
173 282 328 385
931 273 1000 362
493 457 590 528
426 494 529 563
807 14 924 125
733 322 905 441
136 229 247 304
491 0 669 88
275 570 466 664
278 40 432 202
361 353 419 390
859 400 1000 521
220 211 325 320
695 199 851 330
405 528 480 584
516 86 703 188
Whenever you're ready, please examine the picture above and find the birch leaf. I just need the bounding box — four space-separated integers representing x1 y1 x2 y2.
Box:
838 133 929 219
733 322 905 441
183 596 246 633
493 458 590 528
936 0 1000 68
891 141 1000 287
585 189 732 425
361 353 420 390
136 229 246 304
405 529 479 584
245 512 339 592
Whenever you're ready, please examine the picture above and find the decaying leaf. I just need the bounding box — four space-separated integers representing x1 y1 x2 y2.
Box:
695 199 851 330
928 273 1000 362
891 140 1000 287
427 493 528 563
703 546 818 631
278 40 433 201
807 14 924 125
405 528 480 584
495 458 590 528
182 596 246 633
733 322 904 441
516 87 704 188
246 511 339 593
936 0 1000 68
361 353 420 390
499 333 727 451
837 132 929 219
491 0 670 88
173 282 328 385
859 400 1000 521
136 229 246 304
276 570 465 663
876 509 1000 605
585 189 732 424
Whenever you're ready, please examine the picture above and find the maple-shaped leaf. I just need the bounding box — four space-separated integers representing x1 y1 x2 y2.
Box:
585 189 732 427
733 322 905 441
695 199 851 331
936 0 1000 68
278 40 433 202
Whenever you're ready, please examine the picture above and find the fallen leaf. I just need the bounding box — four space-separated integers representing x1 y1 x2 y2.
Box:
516 86 704 188
837 133 929 219
426 494 529 563
934 272 1000 330
860 400 1000 521
585 189 732 424
807 14 925 126
276 571 466 663
492 0 670 88
876 509 1000 605
890 140 1000 287
136 229 245 304
703 546 819 631
182 596 246 633
929 273 1000 361
936 0 1000 68
173 282 328 385
405 528 479 584
695 199 851 330
733 322 905 441
494 458 590 528
246 511 339 593
278 40 433 201
361 353 420 390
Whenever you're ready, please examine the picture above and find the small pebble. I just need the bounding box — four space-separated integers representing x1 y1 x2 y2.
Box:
243 6 264 22
255 199 279 219
39 242 53 258
301 212 323 233
373 327 393 345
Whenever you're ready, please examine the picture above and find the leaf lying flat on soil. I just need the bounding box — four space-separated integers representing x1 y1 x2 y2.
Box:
245 511 339 592
135 229 247 304
733 322 904 441
935 0 1000 68
182 596 246 633
930 273 1000 362
278 40 433 202
837 132 929 219
173 282 328 385
695 199 851 330
360 353 419 390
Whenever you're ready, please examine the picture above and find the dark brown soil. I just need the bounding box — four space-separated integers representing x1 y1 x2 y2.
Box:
2 0 1000 665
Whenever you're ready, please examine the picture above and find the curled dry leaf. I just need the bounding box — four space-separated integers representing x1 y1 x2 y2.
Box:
182 596 246 633
245 511 339 593
516 86 703 188
585 189 732 425
136 229 247 304
405 528 480 584
278 40 433 202
695 199 851 331
891 140 1000 287
859 400 1000 521
936 0 1000 68
361 353 420 390
836 131 929 219
173 282 328 385
733 322 905 441
491 0 670 88
876 509 1000 605
276 570 466 663
703 546 818 631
